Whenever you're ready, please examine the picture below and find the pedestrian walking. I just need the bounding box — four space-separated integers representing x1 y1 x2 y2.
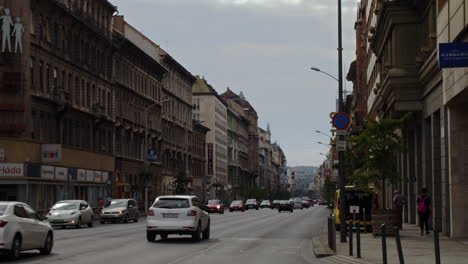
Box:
417 187 431 236
393 190 405 229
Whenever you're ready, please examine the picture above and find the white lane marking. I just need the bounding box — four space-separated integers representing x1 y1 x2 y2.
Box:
231 232 243 239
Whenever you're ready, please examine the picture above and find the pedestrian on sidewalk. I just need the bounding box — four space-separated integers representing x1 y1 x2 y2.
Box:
393 190 405 230
417 187 431 236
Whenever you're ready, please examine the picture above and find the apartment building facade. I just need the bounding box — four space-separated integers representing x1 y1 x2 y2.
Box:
0 0 116 210
192 77 228 200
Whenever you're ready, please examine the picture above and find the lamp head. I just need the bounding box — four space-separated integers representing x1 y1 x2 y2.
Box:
310 67 320 72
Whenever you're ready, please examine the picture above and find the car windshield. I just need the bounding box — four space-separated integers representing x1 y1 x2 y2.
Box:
52 202 79 210
261 201 269 204
207 200 220 205
105 200 128 208
154 198 190 209
246 199 256 203
231 201 242 205
0 205 7 216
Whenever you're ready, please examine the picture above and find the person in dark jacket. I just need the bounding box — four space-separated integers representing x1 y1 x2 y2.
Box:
417 187 431 236
393 190 405 230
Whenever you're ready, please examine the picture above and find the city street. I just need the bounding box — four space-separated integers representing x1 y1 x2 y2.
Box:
1 206 329 264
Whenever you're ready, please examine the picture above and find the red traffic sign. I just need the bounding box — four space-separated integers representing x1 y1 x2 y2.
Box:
332 112 350 130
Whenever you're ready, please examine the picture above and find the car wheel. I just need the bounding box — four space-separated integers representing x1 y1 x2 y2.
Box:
229 209 233 212
88 216 94 228
202 221 210 240
124 214 129 223
160 234 168 240
76 217 82 229
9 234 21 260
147 231 156 242
290 209 293 212
40 232 53 255
100 221 105 224
192 223 202 242
256 207 259 211
242 209 245 212
61 225 67 229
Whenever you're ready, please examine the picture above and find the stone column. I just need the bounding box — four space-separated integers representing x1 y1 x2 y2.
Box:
440 106 451 236
432 111 443 231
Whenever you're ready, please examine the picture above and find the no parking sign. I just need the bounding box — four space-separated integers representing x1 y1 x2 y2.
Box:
332 112 350 130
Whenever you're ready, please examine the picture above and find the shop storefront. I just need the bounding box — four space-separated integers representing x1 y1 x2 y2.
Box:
0 163 111 212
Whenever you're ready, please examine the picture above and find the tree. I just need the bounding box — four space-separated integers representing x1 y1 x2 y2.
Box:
323 178 337 202
174 170 189 195
347 114 410 207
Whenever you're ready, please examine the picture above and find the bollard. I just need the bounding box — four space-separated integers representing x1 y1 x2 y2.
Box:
395 227 404 264
331 214 337 252
363 208 366 233
381 224 387 264
434 229 441 264
356 220 361 258
349 221 353 256
328 216 333 250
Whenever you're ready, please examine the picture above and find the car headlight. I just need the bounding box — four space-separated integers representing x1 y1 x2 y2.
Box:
118 210 127 214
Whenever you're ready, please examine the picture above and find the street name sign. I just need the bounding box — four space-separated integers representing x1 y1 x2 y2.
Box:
439 42 468 68
332 112 350 130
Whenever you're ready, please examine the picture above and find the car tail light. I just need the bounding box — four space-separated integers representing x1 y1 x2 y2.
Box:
187 210 197 216
0 220 8 228
148 210 154 216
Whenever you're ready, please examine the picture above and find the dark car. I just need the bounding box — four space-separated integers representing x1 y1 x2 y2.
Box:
271 200 280 209
245 199 259 210
278 200 294 212
205 200 225 214
229 200 245 212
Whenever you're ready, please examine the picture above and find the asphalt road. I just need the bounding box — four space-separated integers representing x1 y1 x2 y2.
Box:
2 205 330 264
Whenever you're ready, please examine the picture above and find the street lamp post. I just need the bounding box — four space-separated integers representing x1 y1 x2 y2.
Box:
310 0 346 242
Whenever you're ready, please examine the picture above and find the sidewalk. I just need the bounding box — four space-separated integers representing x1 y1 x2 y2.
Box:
333 224 468 264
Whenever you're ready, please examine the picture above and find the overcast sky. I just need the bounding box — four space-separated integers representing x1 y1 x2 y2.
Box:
111 0 358 167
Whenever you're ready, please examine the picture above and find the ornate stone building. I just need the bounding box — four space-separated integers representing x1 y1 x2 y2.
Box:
160 52 196 195
112 16 167 209
191 121 209 202
0 0 116 210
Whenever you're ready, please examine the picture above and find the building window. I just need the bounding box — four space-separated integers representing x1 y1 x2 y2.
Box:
45 64 50 93
30 57 35 91
39 61 44 92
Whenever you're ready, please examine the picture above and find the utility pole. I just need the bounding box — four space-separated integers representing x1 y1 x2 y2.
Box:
337 0 346 243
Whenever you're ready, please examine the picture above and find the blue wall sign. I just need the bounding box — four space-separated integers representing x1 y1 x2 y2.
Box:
332 112 350 130
148 149 157 162
439 42 468 68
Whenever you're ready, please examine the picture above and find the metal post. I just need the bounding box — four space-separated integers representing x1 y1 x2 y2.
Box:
337 0 346 243
381 224 387 264
328 216 333 249
434 229 441 264
349 221 353 256
332 214 337 252
363 208 366 233
356 220 361 258
395 227 404 264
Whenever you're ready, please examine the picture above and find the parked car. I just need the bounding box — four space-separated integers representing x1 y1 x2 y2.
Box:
146 196 210 242
229 200 245 212
100 199 139 224
47 200 94 228
245 199 259 210
271 200 280 209
0 202 54 260
294 201 304 210
278 200 294 212
205 200 225 214
260 200 271 209
301 200 310 208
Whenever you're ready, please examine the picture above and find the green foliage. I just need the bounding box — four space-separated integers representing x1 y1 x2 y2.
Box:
347 114 410 190
323 178 337 202
175 170 189 195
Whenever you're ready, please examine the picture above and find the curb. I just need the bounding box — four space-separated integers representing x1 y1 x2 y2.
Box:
312 236 336 258
320 255 374 264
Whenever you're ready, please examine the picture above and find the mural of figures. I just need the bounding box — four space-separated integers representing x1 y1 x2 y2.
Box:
12 17 23 53
0 7 13 53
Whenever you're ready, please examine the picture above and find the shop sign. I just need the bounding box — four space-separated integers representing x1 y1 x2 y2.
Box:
0 163 23 177
94 171 103 183
55 167 68 181
0 148 5 161
102 172 109 183
207 143 213 175
86 170 94 182
41 165 55 179
77 169 86 181
41 144 62 163
439 42 468 68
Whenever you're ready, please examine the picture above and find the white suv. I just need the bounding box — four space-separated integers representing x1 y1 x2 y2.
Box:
146 196 210 242
0 202 54 260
